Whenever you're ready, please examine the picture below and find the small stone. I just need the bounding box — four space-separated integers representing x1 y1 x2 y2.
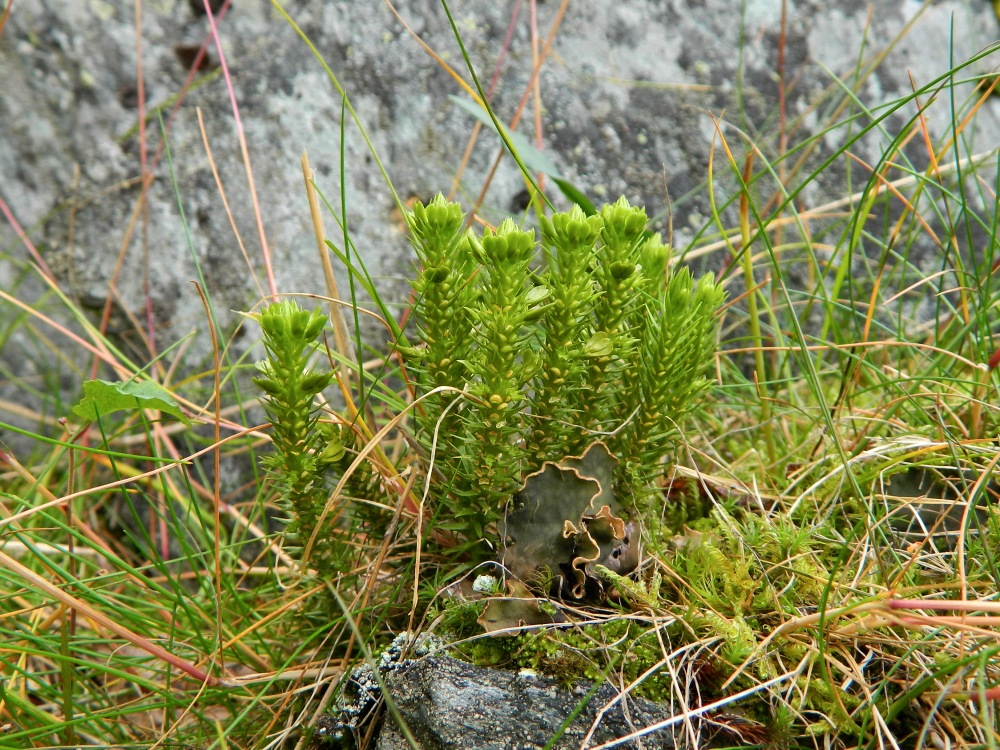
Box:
472 574 499 594
374 655 678 749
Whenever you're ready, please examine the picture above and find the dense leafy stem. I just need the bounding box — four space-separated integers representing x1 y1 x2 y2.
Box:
458 219 540 538
405 195 477 481
581 197 650 432
527 205 602 463
614 269 726 510
404 196 725 555
252 300 345 576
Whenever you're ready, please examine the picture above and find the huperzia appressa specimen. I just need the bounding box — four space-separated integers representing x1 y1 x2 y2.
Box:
527 205 602 463
403 196 725 558
252 300 346 576
457 219 539 540
615 269 726 511
582 197 649 433
405 195 477 480
610 231 671 437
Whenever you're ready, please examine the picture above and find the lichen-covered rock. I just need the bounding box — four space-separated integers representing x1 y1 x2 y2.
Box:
3 0 997 417
6 2 998 297
374 654 678 750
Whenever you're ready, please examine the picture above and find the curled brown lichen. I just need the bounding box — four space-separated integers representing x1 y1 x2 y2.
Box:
499 442 641 600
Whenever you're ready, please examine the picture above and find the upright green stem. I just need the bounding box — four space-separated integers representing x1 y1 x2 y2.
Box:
402 196 726 549
253 300 345 576
528 206 602 463
617 269 725 509
459 220 538 539
405 196 476 473
583 198 647 432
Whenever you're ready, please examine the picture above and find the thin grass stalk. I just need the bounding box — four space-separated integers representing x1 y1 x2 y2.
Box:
0 546 225 686
270 0 405 214
738 152 776 467
193 280 226 674
201 0 276 296
301 151 353 389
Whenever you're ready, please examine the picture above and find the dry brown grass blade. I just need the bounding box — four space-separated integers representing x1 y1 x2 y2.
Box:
225 664 345 686
0 546 228 686
300 384 467 566
0 0 11 40
197 108 266 300
386 0 569 217
192 280 226 674
384 0 480 104
337 469 420 682
0 193 55 281
889 596 1000 615
220 583 327 654
684 148 998 265
445 0 520 201
759 1 929 217
589 670 801 750
1 444 268 674
301 152 352 364
0 288 127 379
201 0 276 296
0 431 301 535
466 0 570 218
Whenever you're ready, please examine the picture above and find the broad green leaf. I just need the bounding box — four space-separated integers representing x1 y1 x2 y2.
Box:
72 379 191 425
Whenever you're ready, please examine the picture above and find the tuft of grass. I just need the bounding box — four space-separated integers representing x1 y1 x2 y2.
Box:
1 2 999 749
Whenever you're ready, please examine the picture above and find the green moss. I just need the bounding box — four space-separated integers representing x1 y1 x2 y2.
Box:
444 618 676 702
435 599 520 668
435 499 872 732
798 674 862 734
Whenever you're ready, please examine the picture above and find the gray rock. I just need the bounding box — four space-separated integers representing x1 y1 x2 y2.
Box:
2 1 999 440
374 654 677 750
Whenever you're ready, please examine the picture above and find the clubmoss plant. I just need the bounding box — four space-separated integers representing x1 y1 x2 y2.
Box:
527 204 602 463
613 232 671 416
613 269 727 512
405 196 725 555
252 299 346 576
581 197 650 432
458 219 540 538
405 195 477 473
